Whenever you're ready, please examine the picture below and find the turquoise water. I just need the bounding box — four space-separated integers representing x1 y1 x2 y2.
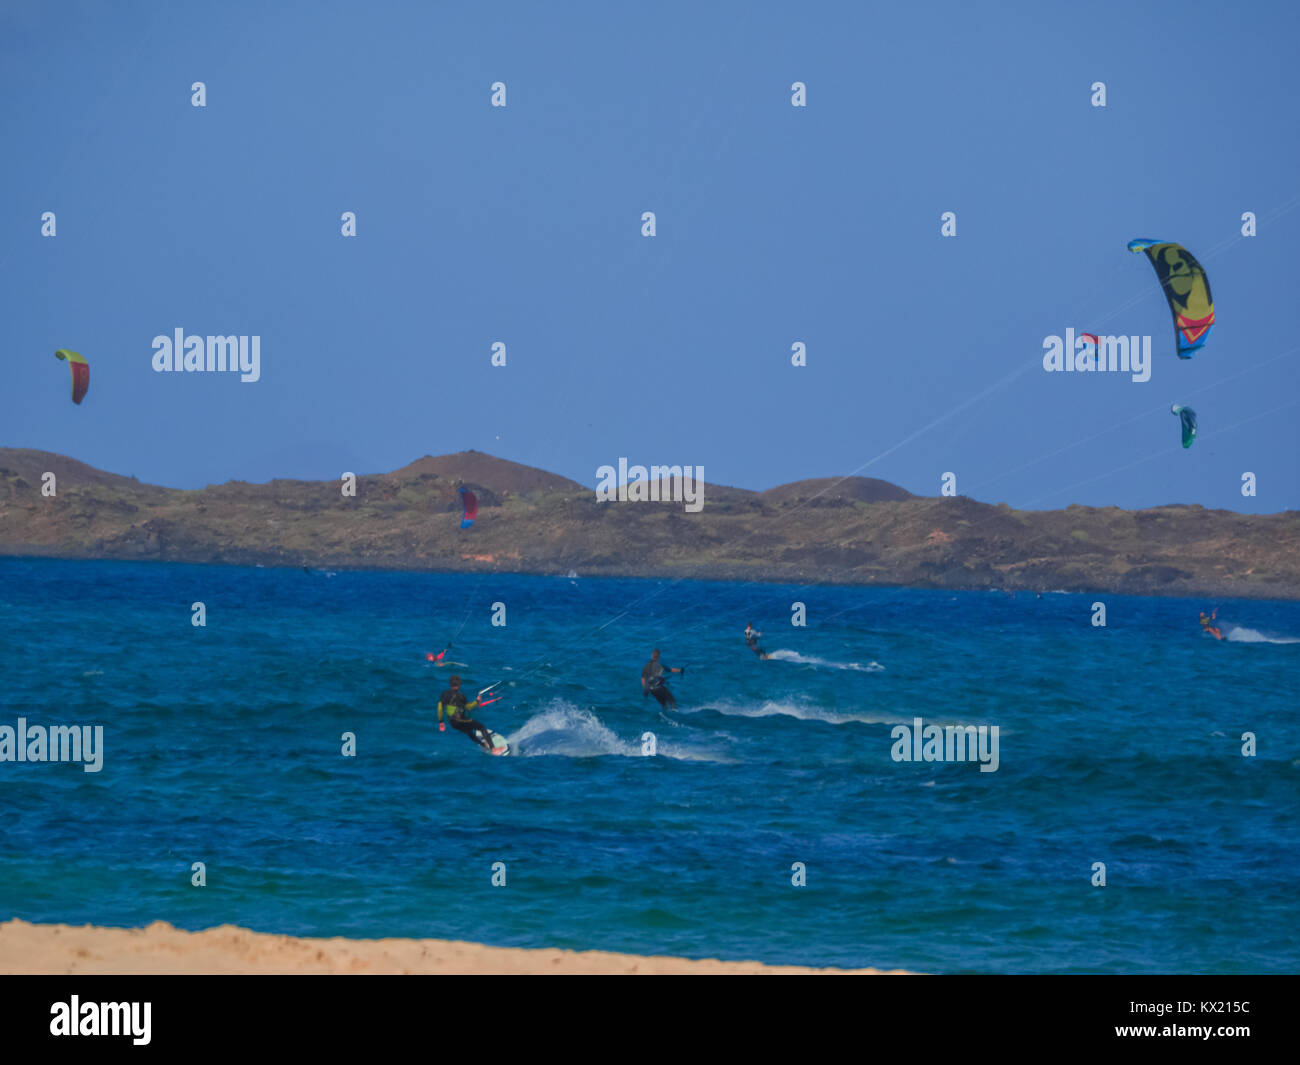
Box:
1 557 1297 973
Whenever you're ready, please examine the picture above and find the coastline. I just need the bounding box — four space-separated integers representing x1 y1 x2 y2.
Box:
2 551 1297 603
4 448 1298 601
0 920 914 975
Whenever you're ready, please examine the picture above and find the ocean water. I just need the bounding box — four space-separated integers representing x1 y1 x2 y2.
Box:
1 557 1297 974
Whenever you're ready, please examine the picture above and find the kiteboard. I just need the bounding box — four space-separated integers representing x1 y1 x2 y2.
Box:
487 731 510 756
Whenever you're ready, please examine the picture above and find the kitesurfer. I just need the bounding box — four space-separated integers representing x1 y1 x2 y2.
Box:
641 649 684 709
744 623 769 660
1199 609 1222 640
438 675 494 750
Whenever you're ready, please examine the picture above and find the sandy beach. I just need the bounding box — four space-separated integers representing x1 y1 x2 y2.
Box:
0 920 912 975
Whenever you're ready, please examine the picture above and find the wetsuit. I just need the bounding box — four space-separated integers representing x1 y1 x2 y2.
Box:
744 628 767 659
439 688 492 749
641 660 677 709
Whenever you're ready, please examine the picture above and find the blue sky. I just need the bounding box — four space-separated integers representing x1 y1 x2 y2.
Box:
2 0 1297 511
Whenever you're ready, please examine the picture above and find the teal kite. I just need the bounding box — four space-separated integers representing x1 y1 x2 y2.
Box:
1171 404 1197 448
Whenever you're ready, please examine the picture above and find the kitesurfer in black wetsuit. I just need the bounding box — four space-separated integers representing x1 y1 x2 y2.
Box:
641 649 684 709
744 623 769 659
438 675 494 750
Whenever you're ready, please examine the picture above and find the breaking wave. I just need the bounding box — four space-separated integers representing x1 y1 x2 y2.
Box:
506 702 730 761
1223 625 1300 645
684 697 913 727
766 649 885 672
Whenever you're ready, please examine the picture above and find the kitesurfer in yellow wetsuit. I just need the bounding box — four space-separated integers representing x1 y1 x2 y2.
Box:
1199 609 1222 640
438 675 495 750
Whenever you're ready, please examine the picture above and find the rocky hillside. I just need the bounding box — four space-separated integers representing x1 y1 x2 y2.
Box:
1 448 1297 598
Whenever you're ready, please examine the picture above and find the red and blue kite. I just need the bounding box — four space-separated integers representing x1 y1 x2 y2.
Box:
458 487 477 529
